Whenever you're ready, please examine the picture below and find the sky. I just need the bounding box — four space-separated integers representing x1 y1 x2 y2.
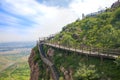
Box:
0 0 117 42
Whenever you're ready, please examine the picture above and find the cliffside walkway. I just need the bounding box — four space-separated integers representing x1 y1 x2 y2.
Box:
38 36 120 80
44 42 119 59
38 41 59 80
39 37 120 60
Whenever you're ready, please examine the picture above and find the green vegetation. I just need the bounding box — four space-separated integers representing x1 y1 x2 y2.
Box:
114 56 120 68
0 48 31 80
33 46 49 80
52 7 120 49
74 63 99 80
0 62 30 80
42 46 120 80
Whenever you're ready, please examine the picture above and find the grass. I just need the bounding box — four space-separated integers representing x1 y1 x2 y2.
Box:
0 62 30 80
0 49 30 80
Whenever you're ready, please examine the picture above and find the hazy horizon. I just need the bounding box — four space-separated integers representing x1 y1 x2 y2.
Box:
0 40 36 43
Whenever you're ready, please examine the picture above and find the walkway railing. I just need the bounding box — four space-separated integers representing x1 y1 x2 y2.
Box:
38 41 59 80
39 37 120 59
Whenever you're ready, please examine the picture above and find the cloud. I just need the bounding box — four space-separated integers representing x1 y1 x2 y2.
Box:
0 0 78 42
36 0 73 7
69 0 117 16
0 0 116 42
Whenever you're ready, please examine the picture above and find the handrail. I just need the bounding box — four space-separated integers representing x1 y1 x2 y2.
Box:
39 37 120 59
44 42 118 59
38 41 59 80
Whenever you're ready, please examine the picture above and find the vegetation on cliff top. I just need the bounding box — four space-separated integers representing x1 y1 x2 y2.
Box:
52 7 120 49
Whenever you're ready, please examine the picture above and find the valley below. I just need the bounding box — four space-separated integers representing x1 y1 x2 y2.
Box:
0 42 35 80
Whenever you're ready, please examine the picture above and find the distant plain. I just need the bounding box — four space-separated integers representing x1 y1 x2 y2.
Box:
0 42 35 80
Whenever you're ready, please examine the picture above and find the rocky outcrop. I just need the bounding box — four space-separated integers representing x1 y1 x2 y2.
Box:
28 49 40 80
60 66 73 80
47 48 54 57
111 0 120 8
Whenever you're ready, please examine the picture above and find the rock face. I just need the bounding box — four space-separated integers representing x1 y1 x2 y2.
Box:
60 66 73 80
47 48 54 57
28 49 40 80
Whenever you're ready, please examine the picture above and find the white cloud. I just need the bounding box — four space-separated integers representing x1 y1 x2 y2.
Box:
0 0 78 42
0 0 117 42
69 0 116 16
0 12 28 27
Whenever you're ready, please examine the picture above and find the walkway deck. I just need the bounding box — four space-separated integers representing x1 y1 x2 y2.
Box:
44 42 118 59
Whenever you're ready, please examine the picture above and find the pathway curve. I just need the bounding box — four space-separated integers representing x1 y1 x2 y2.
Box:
38 41 59 80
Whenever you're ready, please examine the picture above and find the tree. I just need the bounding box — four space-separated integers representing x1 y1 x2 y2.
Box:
74 63 100 80
114 56 120 68
60 34 75 47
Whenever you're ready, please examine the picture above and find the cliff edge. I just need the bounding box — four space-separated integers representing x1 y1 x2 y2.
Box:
28 49 40 80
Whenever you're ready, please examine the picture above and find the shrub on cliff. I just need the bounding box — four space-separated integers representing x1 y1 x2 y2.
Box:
74 63 100 80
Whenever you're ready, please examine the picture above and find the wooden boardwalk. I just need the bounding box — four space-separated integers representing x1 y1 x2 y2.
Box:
44 42 118 59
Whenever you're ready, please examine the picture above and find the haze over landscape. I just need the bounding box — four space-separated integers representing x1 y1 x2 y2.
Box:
0 0 116 42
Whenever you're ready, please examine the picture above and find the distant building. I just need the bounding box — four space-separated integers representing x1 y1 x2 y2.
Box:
82 13 85 19
85 10 105 18
111 0 120 8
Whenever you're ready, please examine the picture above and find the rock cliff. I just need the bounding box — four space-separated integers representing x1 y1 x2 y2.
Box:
28 49 40 80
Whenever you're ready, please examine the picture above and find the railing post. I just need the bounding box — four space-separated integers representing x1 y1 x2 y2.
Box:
69 46 70 51
51 40 53 44
87 46 89 62
89 46 91 54
64 45 65 50
75 44 76 52
82 46 83 53
107 49 109 57
97 48 99 56
55 43 57 47
67 42 68 50
59 43 60 48
100 55 103 65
